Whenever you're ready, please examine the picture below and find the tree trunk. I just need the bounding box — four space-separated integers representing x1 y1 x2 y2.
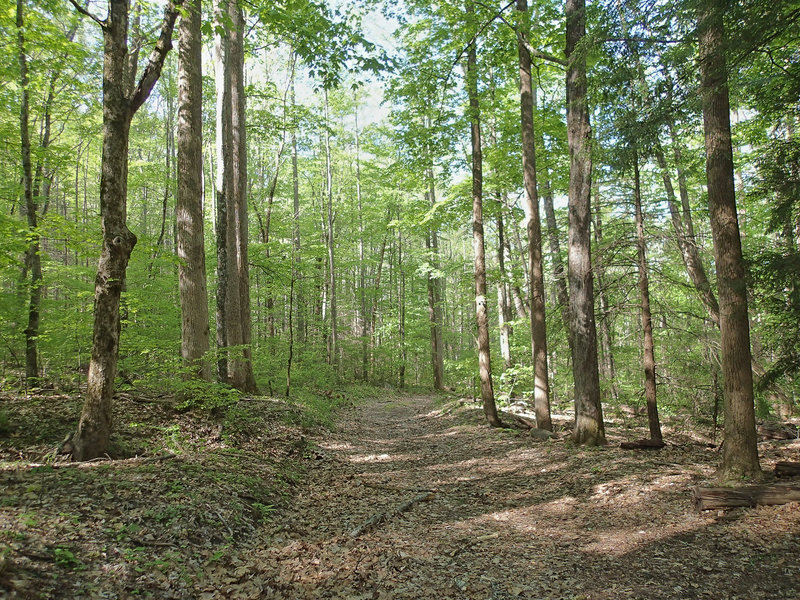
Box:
698 0 760 481
71 0 181 460
633 155 661 441
592 184 619 401
356 103 368 381
229 0 257 392
323 89 338 370
496 209 512 369
176 0 210 380
466 7 501 427
214 0 233 384
517 0 551 430
16 0 41 381
566 0 605 445
290 61 304 344
398 216 406 389
426 170 445 389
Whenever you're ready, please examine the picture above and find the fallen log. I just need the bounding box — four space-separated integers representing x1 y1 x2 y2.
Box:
349 490 434 538
620 438 666 450
692 484 800 511
757 422 799 440
775 461 800 478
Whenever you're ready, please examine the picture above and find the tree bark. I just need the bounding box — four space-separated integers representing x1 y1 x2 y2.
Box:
496 208 512 369
70 0 182 461
566 0 605 445
426 170 445 390
698 0 760 481
16 0 41 381
229 0 257 392
466 5 501 427
633 155 661 441
592 184 619 401
323 89 338 369
692 485 800 511
517 0 551 430
176 0 210 380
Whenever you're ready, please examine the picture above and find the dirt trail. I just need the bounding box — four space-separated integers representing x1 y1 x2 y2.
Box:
223 394 800 600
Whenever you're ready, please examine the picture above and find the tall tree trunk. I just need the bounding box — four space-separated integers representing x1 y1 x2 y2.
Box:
16 0 41 381
229 1 257 392
214 0 233 383
426 169 445 389
355 102 368 381
176 0 210 380
323 90 338 369
697 0 760 480
517 0 552 430
466 7 501 427
290 60 304 344
633 155 661 440
398 215 406 389
566 0 605 445
69 0 182 460
496 208 512 369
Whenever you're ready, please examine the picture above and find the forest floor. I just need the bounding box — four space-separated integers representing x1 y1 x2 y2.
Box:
1 388 799 599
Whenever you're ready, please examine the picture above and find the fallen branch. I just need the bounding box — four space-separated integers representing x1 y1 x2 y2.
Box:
692 484 800 511
28 453 178 470
349 490 434 538
620 439 666 450
449 532 500 558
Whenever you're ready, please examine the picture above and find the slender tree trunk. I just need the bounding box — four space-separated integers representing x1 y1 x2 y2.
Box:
355 103 368 381
323 90 338 369
697 0 760 480
176 0 210 380
425 170 445 389
214 0 232 383
633 155 661 440
541 154 571 341
70 0 182 460
290 61 304 344
566 0 605 445
592 183 619 401
496 209 512 369
517 0 552 430
398 217 406 389
466 9 501 427
16 0 41 381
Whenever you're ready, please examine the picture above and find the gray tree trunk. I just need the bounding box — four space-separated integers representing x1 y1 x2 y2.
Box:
70 0 182 460
466 7 501 427
517 0 552 430
566 0 605 445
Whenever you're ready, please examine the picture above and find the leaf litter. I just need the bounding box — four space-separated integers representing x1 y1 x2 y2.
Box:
1 389 799 599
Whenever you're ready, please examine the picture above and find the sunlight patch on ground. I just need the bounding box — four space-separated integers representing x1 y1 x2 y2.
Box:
348 453 399 463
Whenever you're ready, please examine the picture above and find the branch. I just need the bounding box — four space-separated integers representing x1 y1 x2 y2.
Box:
475 0 567 67
129 0 184 113
67 0 104 28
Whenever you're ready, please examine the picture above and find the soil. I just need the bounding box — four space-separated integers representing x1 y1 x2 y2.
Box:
1 390 800 599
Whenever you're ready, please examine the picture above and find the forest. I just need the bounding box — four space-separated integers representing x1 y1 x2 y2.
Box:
1 0 799 597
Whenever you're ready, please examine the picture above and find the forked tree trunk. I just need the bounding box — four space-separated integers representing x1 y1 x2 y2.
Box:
517 0 552 430
176 0 210 380
466 6 501 427
70 0 182 460
697 0 760 481
566 0 605 445
633 156 661 441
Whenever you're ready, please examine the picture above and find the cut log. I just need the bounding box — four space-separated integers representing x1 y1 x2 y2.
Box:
692 484 800 511
775 461 800 478
620 438 666 450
